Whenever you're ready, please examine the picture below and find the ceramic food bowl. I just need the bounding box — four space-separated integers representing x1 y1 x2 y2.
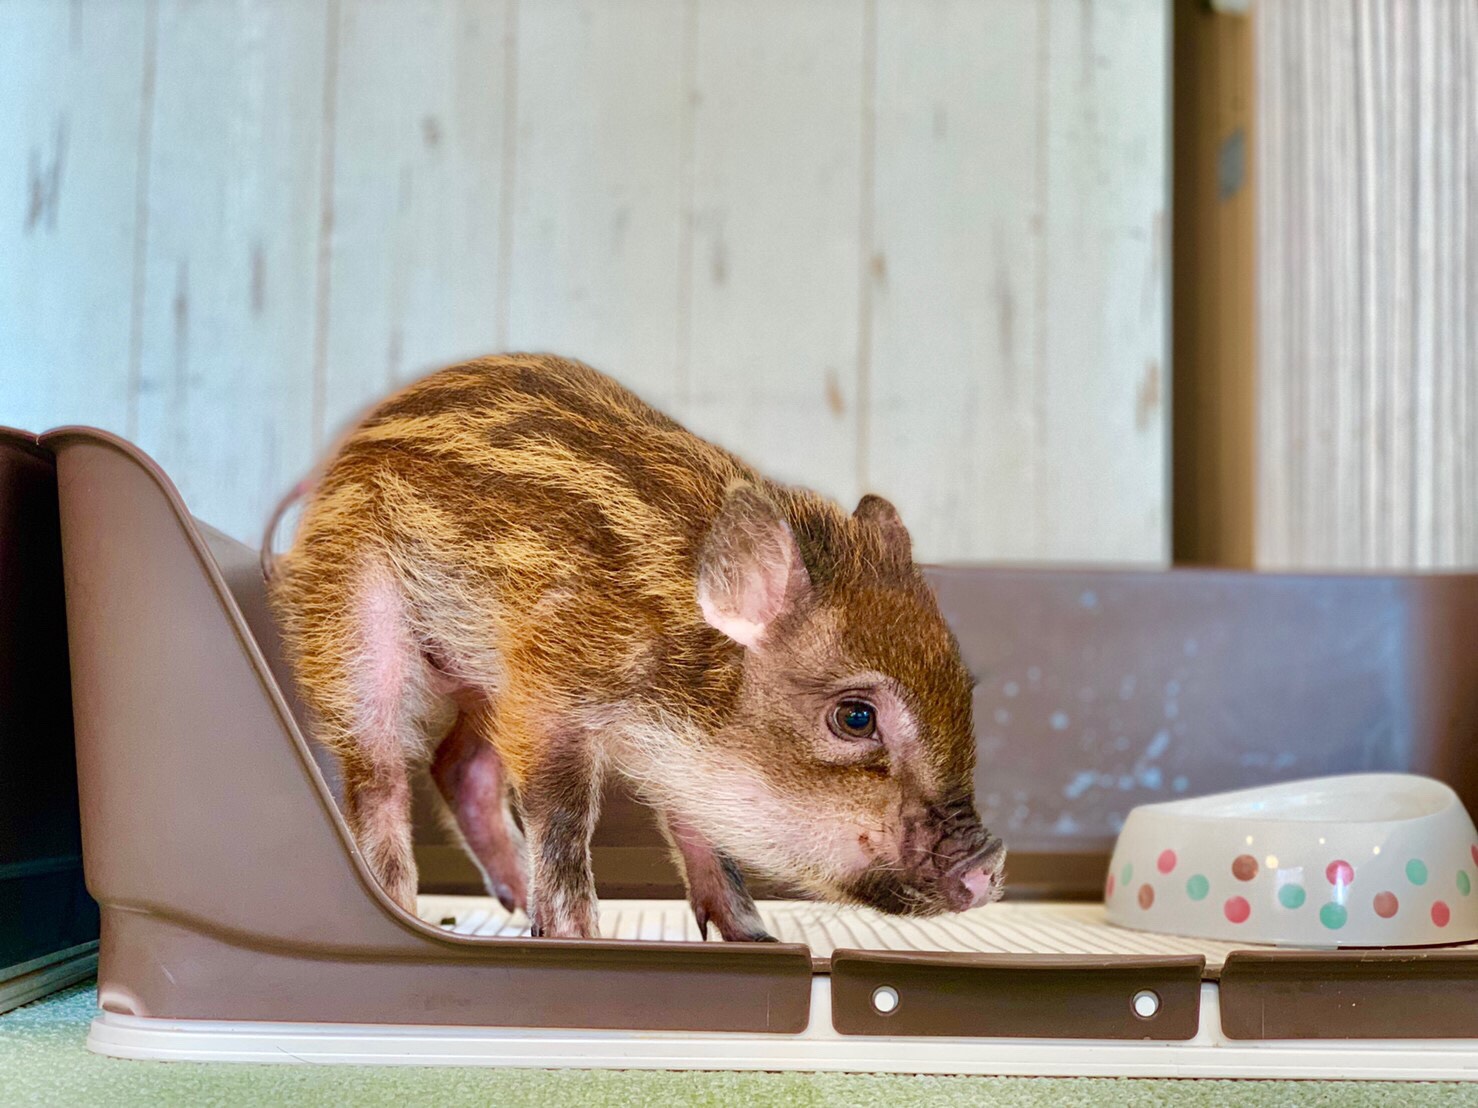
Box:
1105 773 1478 947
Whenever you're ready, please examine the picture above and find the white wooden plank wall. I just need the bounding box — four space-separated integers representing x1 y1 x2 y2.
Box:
504 0 688 410
2 0 1169 563
1257 0 1478 569
0 1 149 432
870 0 1047 561
131 0 329 543
684 0 870 510
322 0 509 442
869 0 1167 563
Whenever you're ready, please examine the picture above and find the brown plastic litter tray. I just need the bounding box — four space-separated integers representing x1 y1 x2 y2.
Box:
37 426 1478 1078
0 428 97 1013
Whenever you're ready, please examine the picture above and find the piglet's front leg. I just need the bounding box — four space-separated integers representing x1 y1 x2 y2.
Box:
521 740 602 940
662 813 776 942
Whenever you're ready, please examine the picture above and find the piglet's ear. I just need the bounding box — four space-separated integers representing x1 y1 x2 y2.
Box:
855 493 912 562
697 484 809 649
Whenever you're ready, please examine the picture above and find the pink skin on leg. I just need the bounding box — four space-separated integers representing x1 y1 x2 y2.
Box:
338 569 427 913
430 707 529 914
663 813 775 942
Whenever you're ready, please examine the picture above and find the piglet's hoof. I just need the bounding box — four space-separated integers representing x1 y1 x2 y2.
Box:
695 905 778 943
492 881 527 915
722 929 780 943
528 913 597 940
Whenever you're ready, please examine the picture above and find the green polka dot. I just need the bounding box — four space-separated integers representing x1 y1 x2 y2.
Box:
1121 863 1133 886
1458 871 1471 896
1186 874 1209 901
1278 884 1306 909
1320 902 1348 930
1406 859 1429 886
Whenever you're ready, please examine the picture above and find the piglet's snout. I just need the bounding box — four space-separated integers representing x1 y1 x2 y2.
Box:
920 793 1006 910
945 835 1006 910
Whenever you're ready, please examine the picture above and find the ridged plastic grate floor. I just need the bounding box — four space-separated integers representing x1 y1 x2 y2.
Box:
417 896 1259 971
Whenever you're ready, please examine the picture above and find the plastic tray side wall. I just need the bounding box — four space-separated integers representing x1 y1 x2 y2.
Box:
45 429 810 1032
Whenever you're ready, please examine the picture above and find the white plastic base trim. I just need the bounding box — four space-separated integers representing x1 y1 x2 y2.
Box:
88 981 1478 1080
1 942 99 1015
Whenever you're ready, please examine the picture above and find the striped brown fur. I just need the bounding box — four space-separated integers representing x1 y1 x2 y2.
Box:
269 354 1003 939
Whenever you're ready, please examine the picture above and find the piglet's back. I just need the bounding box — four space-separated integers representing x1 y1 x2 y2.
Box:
271 355 755 715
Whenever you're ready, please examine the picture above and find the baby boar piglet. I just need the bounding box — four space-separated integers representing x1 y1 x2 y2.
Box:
267 355 1005 940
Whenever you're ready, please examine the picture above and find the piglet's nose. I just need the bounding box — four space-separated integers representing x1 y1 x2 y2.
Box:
949 836 1006 910
960 867 996 908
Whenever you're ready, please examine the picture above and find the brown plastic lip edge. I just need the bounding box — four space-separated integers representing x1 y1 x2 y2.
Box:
925 557 1478 584
0 424 47 457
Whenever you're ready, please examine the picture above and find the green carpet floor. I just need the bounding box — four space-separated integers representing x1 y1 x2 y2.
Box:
3 983 1476 1106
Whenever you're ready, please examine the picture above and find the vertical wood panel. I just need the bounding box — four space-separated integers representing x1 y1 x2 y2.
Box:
871 0 1167 565
1461 0 1474 562
320 0 509 442
1257 0 1478 570
1037 0 1169 563
1170 0 1255 567
0 0 150 434
133 0 330 542
683 0 866 508
505 0 688 407
869 0 1045 562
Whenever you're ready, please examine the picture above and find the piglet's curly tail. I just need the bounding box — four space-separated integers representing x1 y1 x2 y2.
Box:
260 475 317 583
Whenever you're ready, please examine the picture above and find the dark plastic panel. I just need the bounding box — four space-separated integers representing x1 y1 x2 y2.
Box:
931 565 1478 856
831 949 1204 1040
1220 948 1478 1040
0 428 98 1001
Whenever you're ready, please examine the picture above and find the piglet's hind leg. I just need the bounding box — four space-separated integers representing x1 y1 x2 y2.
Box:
341 757 417 913
431 705 529 914
329 567 435 914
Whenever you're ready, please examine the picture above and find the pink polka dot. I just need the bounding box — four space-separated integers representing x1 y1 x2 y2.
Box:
1326 860 1354 887
1471 844 1478 868
1224 896 1251 924
1432 901 1451 927
1374 892 1399 918
1105 873 1116 899
1157 849 1177 874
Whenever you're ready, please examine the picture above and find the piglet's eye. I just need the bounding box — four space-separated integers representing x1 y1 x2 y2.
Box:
829 699 877 740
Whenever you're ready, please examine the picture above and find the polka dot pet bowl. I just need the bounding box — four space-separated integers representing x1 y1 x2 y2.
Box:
1105 773 1478 947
